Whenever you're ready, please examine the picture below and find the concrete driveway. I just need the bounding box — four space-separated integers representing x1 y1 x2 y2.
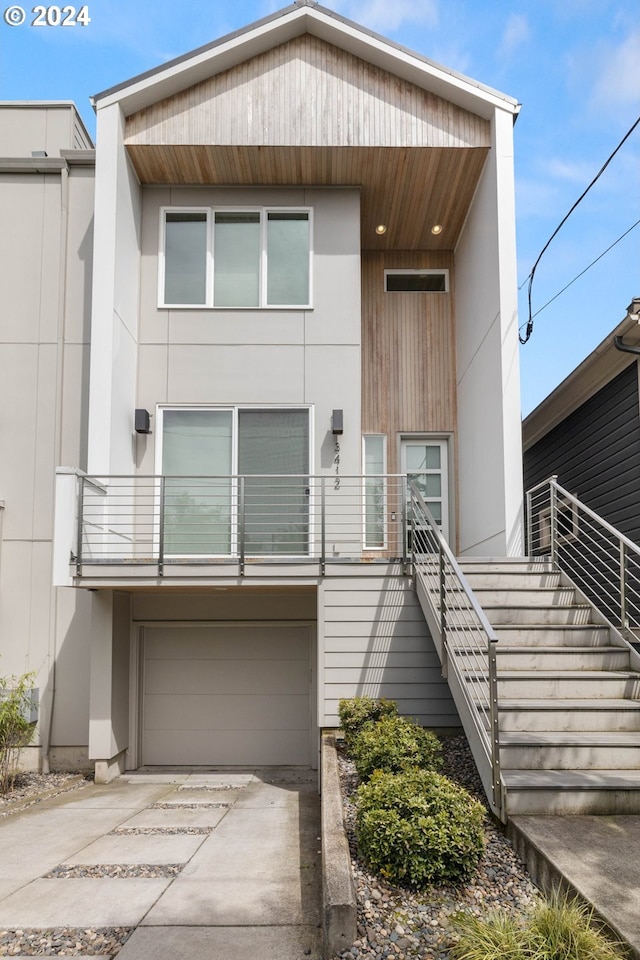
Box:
0 768 322 959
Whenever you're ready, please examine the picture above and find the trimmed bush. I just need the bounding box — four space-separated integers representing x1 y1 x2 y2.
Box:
450 890 627 960
356 768 485 888
338 696 397 748
350 713 443 781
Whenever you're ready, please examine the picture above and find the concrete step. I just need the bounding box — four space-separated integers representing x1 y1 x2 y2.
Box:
459 559 554 575
463 570 562 590
472 586 577 607
485 604 594 625
500 731 640 770
502 768 640 815
492 624 613 647
488 670 640 699
496 698 640 732
453 645 631 671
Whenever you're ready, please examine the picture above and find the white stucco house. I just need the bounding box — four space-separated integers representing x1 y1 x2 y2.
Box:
1 1 523 781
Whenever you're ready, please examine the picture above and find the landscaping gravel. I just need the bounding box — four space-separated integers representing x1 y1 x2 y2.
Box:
334 734 539 960
44 864 183 880
0 926 132 956
0 774 89 818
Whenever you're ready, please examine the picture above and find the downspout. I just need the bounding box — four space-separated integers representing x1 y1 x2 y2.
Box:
42 160 70 774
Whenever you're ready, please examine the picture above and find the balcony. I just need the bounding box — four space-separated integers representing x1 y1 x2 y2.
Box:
54 470 422 585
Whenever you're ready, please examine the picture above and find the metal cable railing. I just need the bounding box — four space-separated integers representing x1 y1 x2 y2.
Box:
73 473 418 574
409 482 503 818
526 476 640 640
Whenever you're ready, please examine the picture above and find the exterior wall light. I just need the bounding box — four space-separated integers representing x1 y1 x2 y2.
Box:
134 408 152 434
331 409 344 434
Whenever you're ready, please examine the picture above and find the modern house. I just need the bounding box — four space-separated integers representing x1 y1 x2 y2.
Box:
3 2 525 785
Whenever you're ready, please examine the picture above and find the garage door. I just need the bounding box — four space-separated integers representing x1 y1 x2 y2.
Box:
142 624 311 766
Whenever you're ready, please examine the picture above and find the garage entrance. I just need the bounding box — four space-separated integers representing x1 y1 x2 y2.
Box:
141 622 313 766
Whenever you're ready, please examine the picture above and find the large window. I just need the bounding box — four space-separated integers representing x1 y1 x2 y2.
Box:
159 407 310 556
159 207 312 308
363 435 387 548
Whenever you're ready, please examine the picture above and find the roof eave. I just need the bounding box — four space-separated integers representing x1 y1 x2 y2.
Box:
91 3 519 121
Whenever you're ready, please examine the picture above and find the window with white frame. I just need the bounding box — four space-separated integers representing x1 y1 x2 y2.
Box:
363 435 387 548
159 207 312 308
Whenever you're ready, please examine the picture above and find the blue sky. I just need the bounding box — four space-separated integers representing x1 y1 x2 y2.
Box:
1 0 638 416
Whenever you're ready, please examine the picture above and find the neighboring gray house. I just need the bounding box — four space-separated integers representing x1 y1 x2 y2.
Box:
2 3 524 781
524 299 640 544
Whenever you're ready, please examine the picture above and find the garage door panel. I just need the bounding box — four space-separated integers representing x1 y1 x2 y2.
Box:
143 729 309 766
144 693 309 731
145 658 308 696
145 626 309 661
141 624 311 766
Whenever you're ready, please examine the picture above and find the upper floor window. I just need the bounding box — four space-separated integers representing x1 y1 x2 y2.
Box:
159 207 312 309
384 269 449 292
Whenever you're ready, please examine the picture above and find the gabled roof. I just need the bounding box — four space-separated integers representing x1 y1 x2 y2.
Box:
92 1 520 121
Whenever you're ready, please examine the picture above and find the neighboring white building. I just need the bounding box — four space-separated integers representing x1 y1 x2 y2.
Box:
2 3 523 780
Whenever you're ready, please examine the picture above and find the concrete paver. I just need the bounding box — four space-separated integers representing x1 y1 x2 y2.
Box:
0 769 322 960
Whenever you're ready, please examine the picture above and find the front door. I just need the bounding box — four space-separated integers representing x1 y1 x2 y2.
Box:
401 438 449 541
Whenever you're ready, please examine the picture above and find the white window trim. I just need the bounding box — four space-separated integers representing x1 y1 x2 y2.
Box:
400 435 451 542
158 207 212 309
158 206 313 310
362 434 388 550
384 268 449 293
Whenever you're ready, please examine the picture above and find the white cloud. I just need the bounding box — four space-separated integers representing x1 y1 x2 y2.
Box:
333 0 439 34
591 29 640 110
498 13 530 60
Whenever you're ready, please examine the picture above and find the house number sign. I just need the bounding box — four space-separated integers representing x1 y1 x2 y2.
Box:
334 440 341 489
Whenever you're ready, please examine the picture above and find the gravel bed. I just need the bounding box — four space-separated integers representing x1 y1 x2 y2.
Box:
0 927 132 956
150 801 231 809
110 826 213 836
177 784 243 792
334 735 538 960
0 774 88 818
44 864 183 880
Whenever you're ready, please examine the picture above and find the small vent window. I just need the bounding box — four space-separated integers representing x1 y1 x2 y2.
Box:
384 270 448 293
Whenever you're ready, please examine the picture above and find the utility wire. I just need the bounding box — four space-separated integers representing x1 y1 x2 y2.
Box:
518 217 640 332
519 114 640 344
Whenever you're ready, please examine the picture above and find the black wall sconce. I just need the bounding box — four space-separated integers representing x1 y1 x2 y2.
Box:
331 409 344 435
134 408 152 434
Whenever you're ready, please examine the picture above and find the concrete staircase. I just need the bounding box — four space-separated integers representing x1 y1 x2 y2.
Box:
456 559 640 815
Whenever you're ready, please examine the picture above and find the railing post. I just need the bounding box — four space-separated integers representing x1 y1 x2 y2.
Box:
158 476 165 577
488 638 502 817
76 475 84 577
321 477 326 577
621 541 629 631
526 486 533 557
401 476 408 572
439 543 448 680
549 478 558 567
239 476 246 577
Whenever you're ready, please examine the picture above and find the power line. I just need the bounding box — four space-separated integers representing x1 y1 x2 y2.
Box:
519 114 640 344
518 218 640 333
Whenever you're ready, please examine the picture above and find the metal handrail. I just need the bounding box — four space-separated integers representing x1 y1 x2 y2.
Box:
526 476 640 638
409 481 503 818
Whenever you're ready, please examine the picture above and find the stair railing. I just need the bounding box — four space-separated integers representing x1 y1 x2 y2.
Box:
409 482 503 820
526 476 640 640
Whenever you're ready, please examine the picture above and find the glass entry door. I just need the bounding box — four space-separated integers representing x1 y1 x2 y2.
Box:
160 408 309 557
401 438 449 541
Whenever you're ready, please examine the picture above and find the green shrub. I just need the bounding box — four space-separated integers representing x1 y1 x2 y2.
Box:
356 768 485 888
450 890 627 960
0 671 36 794
338 696 397 747
350 713 443 780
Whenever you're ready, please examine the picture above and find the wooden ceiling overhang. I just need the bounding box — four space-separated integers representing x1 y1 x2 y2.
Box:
124 35 491 251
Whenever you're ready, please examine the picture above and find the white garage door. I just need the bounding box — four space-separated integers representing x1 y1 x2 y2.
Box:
142 623 311 766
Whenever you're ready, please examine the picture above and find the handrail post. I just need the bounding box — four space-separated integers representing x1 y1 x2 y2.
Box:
488 638 502 816
401 476 408 572
158 476 165 577
526 486 533 557
620 541 629 631
76 475 84 577
439 543 448 680
239 476 246 577
320 477 326 576
549 478 558 567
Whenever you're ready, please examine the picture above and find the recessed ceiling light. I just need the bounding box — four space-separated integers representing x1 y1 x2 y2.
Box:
431 224 443 235
375 224 387 235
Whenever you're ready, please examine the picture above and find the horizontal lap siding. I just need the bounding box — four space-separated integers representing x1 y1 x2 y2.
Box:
524 362 640 543
321 576 459 728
